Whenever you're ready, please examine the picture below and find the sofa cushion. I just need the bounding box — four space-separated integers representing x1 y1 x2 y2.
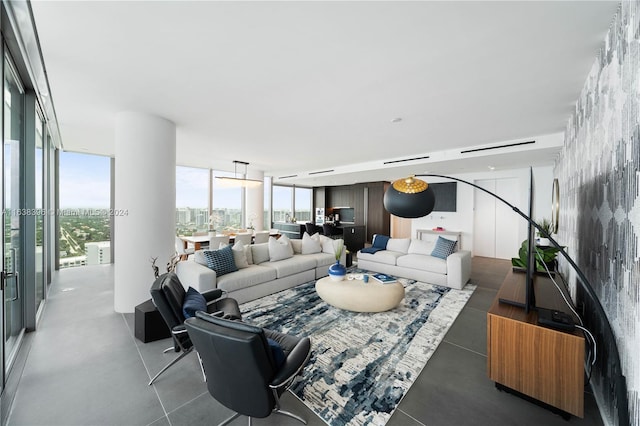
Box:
397 253 448 274
262 254 318 278
431 236 458 259
262 255 317 279
357 250 404 266
302 232 322 254
269 235 294 261
290 238 303 254
386 238 411 254
251 243 270 264
408 239 435 256
302 252 335 268
203 245 238 277
216 264 277 293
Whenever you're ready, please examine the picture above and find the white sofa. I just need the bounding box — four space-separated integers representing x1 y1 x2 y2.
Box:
176 234 346 304
356 234 471 290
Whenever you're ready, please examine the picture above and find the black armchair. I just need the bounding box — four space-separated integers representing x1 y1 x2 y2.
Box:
184 311 311 426
148 272 241 385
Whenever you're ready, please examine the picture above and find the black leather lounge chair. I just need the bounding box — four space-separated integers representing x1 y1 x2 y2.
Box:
148 272 241 385
184 311 311 426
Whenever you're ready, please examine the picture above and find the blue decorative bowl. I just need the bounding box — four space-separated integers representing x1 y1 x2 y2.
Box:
328 261 347 281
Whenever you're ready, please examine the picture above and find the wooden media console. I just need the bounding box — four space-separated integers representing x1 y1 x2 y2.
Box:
487 270 585 418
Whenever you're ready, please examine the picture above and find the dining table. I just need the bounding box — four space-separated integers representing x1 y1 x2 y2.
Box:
180 231 280 251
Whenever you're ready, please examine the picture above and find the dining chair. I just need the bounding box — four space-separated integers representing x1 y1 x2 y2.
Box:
209 235 230 249
253 230 270 244
234 232 253 246
175 236 194 261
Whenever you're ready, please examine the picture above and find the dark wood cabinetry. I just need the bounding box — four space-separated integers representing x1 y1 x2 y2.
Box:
314 181 390 244
341 225 366 252
365 182 390 242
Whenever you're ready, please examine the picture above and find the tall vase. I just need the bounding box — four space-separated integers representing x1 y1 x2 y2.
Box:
328 260 346 281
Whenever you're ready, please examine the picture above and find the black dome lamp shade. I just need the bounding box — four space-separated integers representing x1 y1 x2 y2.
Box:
383 176 436 218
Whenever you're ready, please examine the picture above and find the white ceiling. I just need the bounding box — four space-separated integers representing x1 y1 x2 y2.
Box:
30 1 619 186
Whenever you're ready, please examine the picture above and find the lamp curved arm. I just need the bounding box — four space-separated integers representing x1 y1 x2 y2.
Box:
415 174 628 425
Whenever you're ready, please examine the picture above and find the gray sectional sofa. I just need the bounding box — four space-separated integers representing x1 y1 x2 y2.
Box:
356 234 471 290
175 234 346 304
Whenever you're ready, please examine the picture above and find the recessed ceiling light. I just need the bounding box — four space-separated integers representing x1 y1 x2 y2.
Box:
391 117 402 123
488 166 496 171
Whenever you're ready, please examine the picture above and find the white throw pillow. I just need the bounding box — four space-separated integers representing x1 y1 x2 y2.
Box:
319 235 337 255
229 241 249 269
407 239 435 256
386 238 411 254
193 250 208 266
301 232 322 254
244 242 253 264
269 235 294 262
251 243 270 264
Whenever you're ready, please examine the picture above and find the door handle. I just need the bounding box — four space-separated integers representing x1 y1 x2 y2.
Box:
3 248 19 301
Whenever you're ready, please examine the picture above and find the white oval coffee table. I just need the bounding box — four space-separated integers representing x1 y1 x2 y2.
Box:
315 275 405 313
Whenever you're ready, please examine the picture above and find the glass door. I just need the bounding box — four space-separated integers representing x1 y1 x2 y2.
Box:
2 54 25 377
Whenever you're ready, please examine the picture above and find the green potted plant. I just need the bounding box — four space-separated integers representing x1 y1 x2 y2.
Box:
511 239 563 274
537 218 553 246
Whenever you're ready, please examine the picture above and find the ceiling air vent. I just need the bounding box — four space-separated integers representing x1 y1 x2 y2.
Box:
278 174 298 179
383 155 430 165
308 169 334 175
460 140 535 154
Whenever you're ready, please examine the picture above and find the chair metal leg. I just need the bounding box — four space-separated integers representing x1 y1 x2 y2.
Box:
217 412 240 426
197 351 206 382
271 389 307 424
148 347 193 385
274 409 307 424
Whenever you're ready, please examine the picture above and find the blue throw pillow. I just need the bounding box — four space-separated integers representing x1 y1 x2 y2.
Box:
203 244 238 277
431 236 458 259
182 287 207 318
267 338 285 368
372 234 390 249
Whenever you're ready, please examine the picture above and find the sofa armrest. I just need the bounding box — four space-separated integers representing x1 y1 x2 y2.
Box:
446 250 472 290
175 260 217 292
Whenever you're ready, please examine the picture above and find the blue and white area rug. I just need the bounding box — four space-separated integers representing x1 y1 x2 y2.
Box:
240 270 476 426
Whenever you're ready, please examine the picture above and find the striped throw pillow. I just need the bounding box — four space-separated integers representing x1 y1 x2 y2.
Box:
430 236 457 259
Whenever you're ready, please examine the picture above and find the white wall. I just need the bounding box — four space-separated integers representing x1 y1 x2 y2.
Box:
410 165 554 256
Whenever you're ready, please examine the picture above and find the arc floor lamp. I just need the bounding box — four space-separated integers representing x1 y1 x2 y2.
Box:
383 173 628 426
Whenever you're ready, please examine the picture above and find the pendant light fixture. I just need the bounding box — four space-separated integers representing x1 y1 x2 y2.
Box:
215 160 263 188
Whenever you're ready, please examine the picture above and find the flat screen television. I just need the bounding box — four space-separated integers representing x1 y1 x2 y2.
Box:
499 168 536 313
430 182 457 212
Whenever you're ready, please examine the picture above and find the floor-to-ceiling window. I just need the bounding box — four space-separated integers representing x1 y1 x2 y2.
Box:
34 107 45 312
294 186 312 223
57 152 111 268
272 184 312 223
0 3 61 417
212 170 242 231
175 166 209 235
3 52 24 374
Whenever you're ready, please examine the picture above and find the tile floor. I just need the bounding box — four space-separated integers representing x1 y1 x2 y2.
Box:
7 257 604 425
